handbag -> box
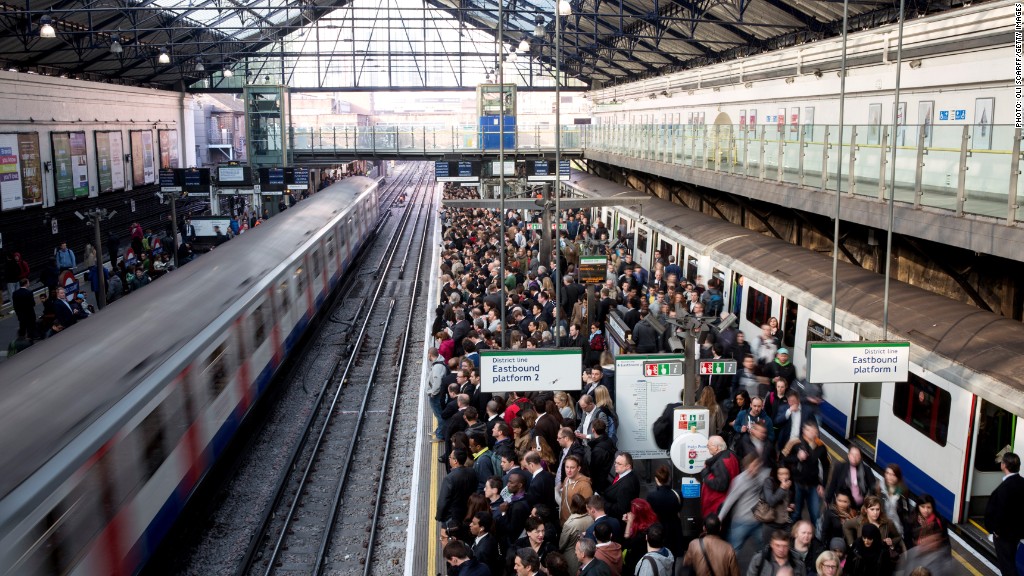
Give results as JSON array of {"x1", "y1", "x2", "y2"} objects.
[{"x1": 752, "y1": 499, "x2": 776, "y2": 523}]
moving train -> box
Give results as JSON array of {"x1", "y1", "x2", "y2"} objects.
[
  {"x1": 0, "y1": 177, "x2": 380, "y2": 574},
  {"x1": 569, "y1": 171, "x2": 1023, "y2": 535}
]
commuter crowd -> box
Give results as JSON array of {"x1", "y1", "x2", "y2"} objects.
[{"x1": 429, "y1": 185, "x2": 1024, "y2": 576}]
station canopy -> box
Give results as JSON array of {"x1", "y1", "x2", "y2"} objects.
[{"x1": 0, "y1": 0, "x2": 967, "y2": 91}]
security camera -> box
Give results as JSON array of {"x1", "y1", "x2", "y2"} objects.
[
  {"x1": 716, "y1": 313, "x2": 737, "y2": 331},
  {"x1": 74, "y1": 211, "x2": 85, "y2": 221}
]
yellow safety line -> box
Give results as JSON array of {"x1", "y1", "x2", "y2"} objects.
[
  {"x1": 855, "y1": 435, "x2": 876, "y2": 450},
  {"x1": 969, "y1": 519, "x2": 990, "y2": 535},
  {"x1": 427, "y1": 438, "x2": 440, "y2": 574},
  {"x1": 952, "y1": 549, "x2": 985, "y2": 576},
  {"x1": 825, "y1": 443, "x2": 844, "y2": 463}
]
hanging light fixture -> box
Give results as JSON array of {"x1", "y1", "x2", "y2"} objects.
[
  {"x1": 558, "y1": 0, "x2": 572, "y2": 15},
  {"x1": 109, "y1": 40, "x2": 122, "y2": 54},
  {"x1": 39, "y1": 15, "x2": 56, "y2": 38},
  {"x1": 223, "y1": 68, "x2": 234, "y2": 78},
  {"x1": 195, "y1": 60, "x2": 205, "y2": 72},
  {"x1": 518, "y1": 38, "x2": 530, "y2": 52},
  {"x1": 157, "y1": 50, "x2": 170, "y2": 64},
  {"x1": 534, "y1": 16, "x2": 546, "y2": 37},
  {"x1": 507, "y1": 49, "x2": 517, "y2": 63}
]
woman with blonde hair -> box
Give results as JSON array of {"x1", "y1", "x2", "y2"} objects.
[
  {"x1": 554, "y1": 391, "x2": 576, "y2": 421},
  {"x1": 815, "y1": 550, "x2": 842, "y2": 576},
  {"x1": 697, "y1": 385, "x2": 725, "y2": 436},
  {"x1": 592, "y1": 385, "x2": 618, "y2": 442}
]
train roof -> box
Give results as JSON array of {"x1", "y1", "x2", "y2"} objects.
[
  {"x1": 0, "y1": 177, "x2": 377, "y2": 502},
  {"x1": 568, "y1": 172, "x2": 1024, "y2": 416}
]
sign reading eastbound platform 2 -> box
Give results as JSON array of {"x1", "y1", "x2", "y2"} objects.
[
  {"x1": 809, "y1": 341, "x2": 910, "y2": 383},
  {"x1": 480, "y1": 349, "x2": 582, "y2": 393}
]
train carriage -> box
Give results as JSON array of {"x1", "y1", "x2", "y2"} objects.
[{"x1": 0, "y1": 177, "x2": 379, "y2": 575}]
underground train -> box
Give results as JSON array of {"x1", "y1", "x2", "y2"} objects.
[
  {"x1": 0, "y1": 177, "x2": 379, "y2": 574},
  {"x1": 569, "y1": 171, "x2": 1023, "y2": 536}
]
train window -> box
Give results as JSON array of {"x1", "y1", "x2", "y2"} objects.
[
  {"x1": 659, "y1": 240, "x2": 673, "y2": 261},
  {"x1": 139, "y1": 408, "x2": 166, "y2": 481},
  {"x1": 278, "y1": 280, "x2": 290, "y2": 315},
  {"x1": 745, "y1": 286, "x2": 774, "y2": 328},
  {"x1": 204, "y1": 343, "x2": 230, "y2": 398},
  {"x1": 294, "y1": 266, "x2": 306, "y2": 300},
  {"x1": 636, "y1": 228, "x2": 649, "y2": 253},
  {"x1": 892, "y1": 374, "x2": 951, "y2": 447},
  {"x1": 252, "y1": 302, "x2": 268, "y2": 345},
  {"x1": 326, "y1": 235, "x2": 336, "y2": 259},
  {"x1": 311, "y1": 249, "x2": 322, "y2": 277},
  {"x1": 806, "y1": 319, "x2": 843, "y2": 342},
  {"x1": 687, "y1": 255, "x2": 699, "y2": 283},
  {"x1": 974, "y1": 400, "x2": 1015, "y2": 472}
]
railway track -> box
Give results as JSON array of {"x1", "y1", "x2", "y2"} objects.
[{"x1": 236, "y1": 167, "x2": 433, "y2": 575}]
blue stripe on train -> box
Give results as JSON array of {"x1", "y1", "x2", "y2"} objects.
[
  {"x1": 820, "y1": 401, "x2": 847, "y2": 435},
  {"x1": 876, "y1": 440, "x2": 956, "y2": 520}
]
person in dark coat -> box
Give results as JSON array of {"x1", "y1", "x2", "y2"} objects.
[
  {"x1": 524, "y1": 450, "x2": 558, "y2": 513},
  {"x1": 497, "y1": 472, "x2": 532, "y2": 552},
  {"x1": 632, "y1": 310, "x2": 660, "y2": 353},
  {"x1": 646, "y1": 465, "x2": 684, "y2": 556},
  {"x1": 443, "y1": 540, "x2": 492, "y2": 576},
  {"x1": 826, "y1": 445, "x2": 879, "y2": 510},
  {"x1": 603, "y1": 451, "x2": 641, "y2": 520},
  {"x1": 985, "y1": 452, "x2": 1024, "y2": 576},
  {"x1": 39, "y1": 259, "x2": 59, "y2": 291},
  {"x1": 436, "y1": 449, "x2": 478, "y2": 524},
  {"x1": 588, "y1": 420, "x2": 617, "y2": 494},
  {"x1": 844, "y1": 523, "x2": 895, "y2": 576},
  {"x1": 12, "y1": 279, "x2": 37, "y2": 338},
  {"x1": 470, "y1": 511, "x2": 502, "y2": 576}
]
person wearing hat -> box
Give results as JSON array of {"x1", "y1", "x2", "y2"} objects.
[
  {"x1": 765, "y1": 347, "x2": 797, "y2": 386},
  {"x1": 845, "y1": 522, "x2": 896, "y2": 576}
]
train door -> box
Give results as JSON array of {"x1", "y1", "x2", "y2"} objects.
[
  {"x1": 737, "y1": 278, "x2": 782, "y2": 342},
  {"x1": 852, "y1": 382, "x2": 882, "y2": 457},
  {"x1": 965, "y1": 401, "x2": 1017, "y2": 527},
  {"x1": 710, "y1": 265, "x2": 731, "y2": 315},
  {"x1": 798, "y1": 313, "x2": 857, "y2": 437},
  {"x1": 729, "y1": 273, "x2": 744, "y2": 316},
  {"x1": 634, "y1": 223, "x2": 652, "y2": 271}
]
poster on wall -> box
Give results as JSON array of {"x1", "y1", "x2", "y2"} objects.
[
  {"x1": 918, "y1": 101, "x2": 934, "y2": 147},
  {"x1": 141, "y1": 130, "x2": 156, "y2": 184},
  {"x1": 739, "y1": 109, "x2": 746, "y2": 130},
  {"x1": 159, "y1": 129, "x2": 180, "y2": 169},
  {"x1": 868, "y1": 103, "x2": 882, "y2": 145},
  {"x1": 698, "y1": 112, "x2": 705, "y2": 125},
  {"x1": 895, "y1": 102, "x2": 907, "y2": 146},
  {"x1": 95, "y1": 131, "x2": 126, "y2": 193},
  {"x1": 790, "y1": 107, "x2": 800, "y2": 135},
  {"x1": 974, "y1": 97, "x2": 995, "y2": 150},
  {"x1": 687, "y1": 112, "x2": 694, "y2": 125},
  {"x1": 748, "y1": 109, "x2": 757, "y2": 133},
  {"x1": 777, "y1": 107, "x2": 785, "y2": 133},
  {"x1": 803, "y1": 107, "x2": 815, "y2": 140},
  {"x1": 0, "y1": 133, "x2": 43, "y2": 211},
  {"x1": 52, "y1": 131, "x2": 89, "y2": 200},
  {"x1": 130, "y1": 131, "x2": 145, "y2": 187}
]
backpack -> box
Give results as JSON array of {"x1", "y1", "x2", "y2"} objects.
[
  {"x1": 653, "y1": 402, "x2": 682, "y2": 450},
  {"x1": 590, "y1": 334, "x2": 606, "y2": 352},
  {"x1": 706, "y1": 292, "x2": 724, "y2": 317}
]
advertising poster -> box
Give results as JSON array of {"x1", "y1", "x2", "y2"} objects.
[
  {"x1": 96, "y1": 132, "x2": 113, "y2": 193},
  {"x1": 131, "y1": 130, "x2": 145, "y2": 187},
  {"x1": 52, "y1": 132, "x2": 75, "y2": 200},
  {"x1": 109, "y1": 131, "x2": 125, "y2": 191},
  {"x1": 69, "y1": 131, "x2": 89, "y2": 197},
  {"x1": 0, "y1": 133, "x2": 43, "y2": 210},
  {"x1": 141, "y1": 130, "x2": 156, "y2": 184},
  {"x1": 748, "y1": 109, "x2": 757, "y2": 133},
  {"x1": 159, "y1": 129, "x2": 180, "y2": 169}
]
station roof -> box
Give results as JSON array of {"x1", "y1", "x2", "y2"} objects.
[{"x1": 0, "y1": 0, "x2": 975, "y2": 91}]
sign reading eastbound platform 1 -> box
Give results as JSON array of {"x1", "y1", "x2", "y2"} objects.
[
  {"x1": 809, "y1": 341, "x2": 910, "y2": 383},
  {"x1": 480, "y1": 349, "x2": 582, "y2": 393}
]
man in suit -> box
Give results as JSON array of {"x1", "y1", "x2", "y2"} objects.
[
  {"x1": 443, "y1": 539, "x2": 491, "y2": 576},
  {"x1": 451, "y1": 309, "x2": 472, "y2": 354},
  {"x1": 12, "y1": 278, "x2": 36, "y2": 338},
  {"x1": 533, "y1": 401, "x2": 560, "y2": 455},
  {"x1": 576, "y1": 537, "x2": 613, "y2": 576},
  {"x1": 524, "y1": 450, "x2": 557, "y2": 513},
  {"x1": 585, "y1": 494, "x2": 624, "y2": 542},
  {"x1": 603, "y1": 451, "x2": 641, "y2": 520},
  {"x1": 513, "y1": 547, "x2": 543, "y2": 576},
  {"x1": 52, "y1": 287, "x2": 81, "y2": 328},
  {"x1": 985, "y1": 452, "x2": 1024, "y2": 576},
  {"x1": 775, "y1": 390, "x2": 815, "y2": 452},
  {"x1": 436, "y1": 448, "x2": 478, "y2": 524},
  {"x1": 470, "y1": 511, "x2": 502, "y2": 576}
]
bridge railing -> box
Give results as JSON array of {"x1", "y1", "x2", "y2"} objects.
[
  {"x1": 582, "y1": 123, "x2": 1023, "y2": 224},
  {"x1": 289, "y1": 124, "x2": 585, "y2": 155}
]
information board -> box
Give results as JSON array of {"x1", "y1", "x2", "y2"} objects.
[
  {"x1": 578, "y1": 255, "x2": 607, "y2": 284},
  {"x1": 183, "y1": 168, "x2": 211, "y2": 192},
  {"x1": 670, "y1": 431, "x2": 710, "y2": 474},
  {"x1": 435, "y1": 161, "x2": 480, "y2": 183},
  {"x1": 190, "y1": 217, "x2": 232, "y2": 237},
  {"x1": 287, "y1": 167, "x2": 309, "y2": 190},
  {"x1": 159, "y1": 169, "x2": 182, "y2": 192},
  {"x1": 614, "y1": 354, "x2": 685, "y2": 459},
  {"x1": 526, "y1": 160, "x2": 571, "y2": 182},
  {"x1": 809, "y1": 341, "x2": 909, "y2": 383},
  {"x1": 480, "y1": 349, "x2": 582, "y2": 393}
]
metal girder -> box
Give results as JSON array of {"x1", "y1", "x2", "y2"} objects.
[{"x1": 442, "y1": 196, "x2": 649, "y2": 209}]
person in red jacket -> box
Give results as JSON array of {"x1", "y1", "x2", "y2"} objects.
[{"x1": 700, "y1": 435, "x2": 739, "y2": 519}]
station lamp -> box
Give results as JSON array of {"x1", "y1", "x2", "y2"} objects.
[
  {"x1": 39, "y1": 15, "x2": 56, "y2": 38},
  {"x1": 158, "y1": 50, "x2": 170, "y2": 64},
  {"x1": 110, "y1": 40, "x2": 123, "y2": 54},
  {"x1": 223, "y1": 68, "x2": 234, "y2": 78}
]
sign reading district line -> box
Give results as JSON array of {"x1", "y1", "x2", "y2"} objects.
[
  {"x1": 809, "y1": 341, "x2": 910, "y2": 383},
  {"x1": 480, "y1": 349, "x2": 582, "y2": 393}
]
